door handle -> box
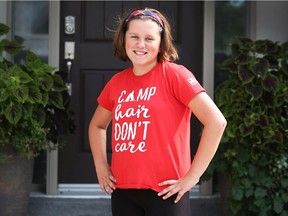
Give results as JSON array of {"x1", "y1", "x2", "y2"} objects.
[
  {"x1": 64, "y1": 41, "x2": 75, "y2": 96},
  {"x1": 66, "y1": 61, "x2": 72, "y2": 96}
]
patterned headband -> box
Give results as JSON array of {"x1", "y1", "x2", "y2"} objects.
[{"x1": 124, "y1": 10, "x2": 164, "y2": 29}]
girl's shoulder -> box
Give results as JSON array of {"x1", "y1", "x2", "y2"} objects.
[
  {"x1": 160, "y1": 61, "x2": 189, "y2": 78},
  {"x1": 109, "y1": 67, "x2": 131, "y2": 82},
  {"x1": 162, "y1": 61, "x2": 185, "y2": 71}
]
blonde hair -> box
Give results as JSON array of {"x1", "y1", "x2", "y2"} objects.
[{"x1": 113, "y1": 8, "x2": 179, "y2": 62}]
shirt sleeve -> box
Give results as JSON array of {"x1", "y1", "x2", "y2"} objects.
[{"x1": 171, "y1": 66, "x2": 206, "y2": 106}]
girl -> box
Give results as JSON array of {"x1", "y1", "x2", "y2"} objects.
[{"x1": 89, "y1": 8, "x2": 227, "y2": 216}]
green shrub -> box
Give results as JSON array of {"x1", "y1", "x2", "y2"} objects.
[{"x1": 203, "y1": 37, "x2": 288, "y2": 216}]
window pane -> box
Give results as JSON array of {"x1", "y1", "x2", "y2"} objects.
[
  {"x1": 12, "y1": 1, "x2": 49, "y2": 186},
  {"x1": 214, "y1": 0, "x2": 248, "y2": 87},
  {"x1": 12, "y1": 1, "x2": 49, "y2": 63}
]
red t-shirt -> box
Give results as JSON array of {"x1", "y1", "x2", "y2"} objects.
[{"x1": 97, "y1": 61, "x2": 205, "y2": 192}]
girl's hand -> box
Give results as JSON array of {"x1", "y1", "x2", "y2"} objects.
[
  {"x1": 158, "y1": 176, "x2": 199, "y2": 203},
  {"x1": 96, "y1": 163, "x2": 116, "y2": 195}
]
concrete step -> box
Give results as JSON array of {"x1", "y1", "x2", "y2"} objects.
[{"x1": 27, "y1": 185, "x2": 223, "y2": 216}]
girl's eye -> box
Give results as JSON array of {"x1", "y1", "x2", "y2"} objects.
[{"x1": 146, "y1": 38, "x2": 153, "y2": 41}]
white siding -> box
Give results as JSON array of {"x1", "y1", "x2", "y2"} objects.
[
  {"x1": 255, "y1": 1, "x2": 288, "y2": 43},
  {"x1": 0, "y1": 1, "x2": 7, "y2": 24}
]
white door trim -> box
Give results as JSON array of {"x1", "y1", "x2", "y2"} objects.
[
  {"x1": 200, "y1": 1, "x2": 215, "y2": 196},
  {"x1": 203, "y1": 1, "x2": 215, "y2": 97},
  {"x1": 47, "y1": 0, "x2": 60, "y2": 195}
]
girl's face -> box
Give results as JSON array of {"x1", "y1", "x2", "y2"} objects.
[{"x1": 125, "y1": 19, "x2": 161, "y2": 75}]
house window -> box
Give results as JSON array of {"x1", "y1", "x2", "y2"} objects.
[
  {"x1": 12, "y1": 1, "x2": 49, "y2": 63},
  {"x1": 214, "y1": 0, "x2": 248, "y2": 87},
  {"x1": 12, "y1": 1, "x2": 49, "y2": 187}
]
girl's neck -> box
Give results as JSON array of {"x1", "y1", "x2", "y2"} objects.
[{"x1": 132, "y1": 62, "x2": 158, "y2": 76}]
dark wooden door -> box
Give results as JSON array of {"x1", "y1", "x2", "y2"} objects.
[{"x1": 59, "y1": 1, "x2": 204, "y2": 183}]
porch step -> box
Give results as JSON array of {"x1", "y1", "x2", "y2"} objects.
[
  {"x1": 28, "y1": 196, "x2": 222, "y2": 216},
  {"x1": 28, "y1": 192, "x2": 222, "y2": 216}
]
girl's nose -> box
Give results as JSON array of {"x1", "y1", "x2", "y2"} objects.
[{"x1": 136, "y1": 39, "x2": 145, "y2": 48}]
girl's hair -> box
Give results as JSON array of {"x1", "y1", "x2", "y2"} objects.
[{"x1": 113, "y1": 8, "x2": 179, "y2": 62}]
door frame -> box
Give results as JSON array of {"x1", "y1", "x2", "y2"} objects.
[{"x1": 47, "y1": 1, "x2": 216, "y2": 195}]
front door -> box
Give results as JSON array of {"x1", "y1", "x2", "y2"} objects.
[{"x1": 59, "y1": 1, "x2": 204, "y2": 183}]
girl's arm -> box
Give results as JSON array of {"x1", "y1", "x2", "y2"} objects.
[
  {"x1": 158, "y1": 92, "x2": 227, "y2": 203},
  {"x1": 88, "y1": 105, "x2": 116, "y2": 194}
]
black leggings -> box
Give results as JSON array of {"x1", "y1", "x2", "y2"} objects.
[{"x1": 111, "y1": 189, "x2": 191, "y2": 216}]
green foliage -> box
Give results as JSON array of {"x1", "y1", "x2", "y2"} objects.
[
  {"x1": 0, "y1": 23, "x2": 74, "y2": 159},
  {"x1": 203, "y1": 37, "x2": 288, "y2": 215}
]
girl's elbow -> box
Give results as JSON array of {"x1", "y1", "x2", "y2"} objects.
[{"x1": 219, "y1": 116, "x2": 227, "y2": 130}]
